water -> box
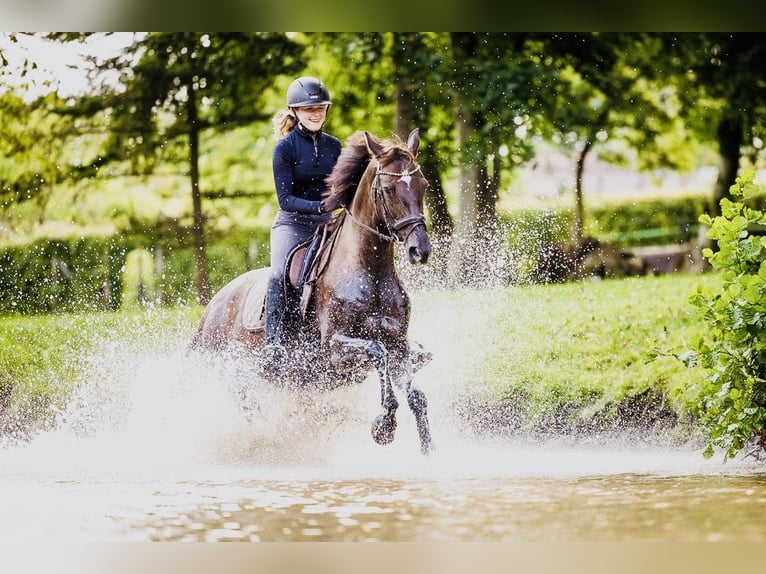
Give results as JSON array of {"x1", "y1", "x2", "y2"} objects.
[{"x1": 2, "y1": 299, "x2": 766, "y2": 543}]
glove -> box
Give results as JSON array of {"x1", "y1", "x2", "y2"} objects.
[{"x1": 319, "y1": 193, "x2": 344, "y2": 213}]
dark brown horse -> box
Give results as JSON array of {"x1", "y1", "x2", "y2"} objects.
[{"x1": 192, "y1": 129, "x2": 434, "y2": 454}]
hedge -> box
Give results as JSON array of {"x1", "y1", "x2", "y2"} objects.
[
  {"x1": 0, "y1": 194, "x2": 709, "y2": 315},
  {"x1": 0, "y1": 227, "x2": 270, "y2": 314}
]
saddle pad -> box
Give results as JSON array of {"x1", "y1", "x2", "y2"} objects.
[{"x1": 241, "y1": 274, "x2": 268, "y2": 331}]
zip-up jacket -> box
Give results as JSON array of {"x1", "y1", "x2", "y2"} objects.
[{"x1": 272, "y1": 124, "x2": 342, "y2": 214}]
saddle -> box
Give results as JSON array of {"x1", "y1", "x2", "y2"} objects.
[
  {"x1": 286, "y1": 214, "x2": 342, "y2": 318},
  {"x1": 242, "y1": 216, "x2": 342, "y2": 331}
]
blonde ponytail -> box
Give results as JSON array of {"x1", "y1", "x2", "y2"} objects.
[{"x1": 272, "y1": 109, "x2": 297, "y2": 139}]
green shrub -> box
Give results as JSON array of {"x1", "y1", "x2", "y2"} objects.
[
  {"x1": 587, "y1": 195, "x2": 711, "y2": 246},
  {"x1": 0, "y1": 237, "x2": 129, "y2": 314},
  {"x1": 0, "y1": 194, "x2": 711, "y2": 314},
  {"x1": 0, "y1": 227, "x2": 271, "y2": 314},
  {"x1": 684, "y1": 170, "x2": 766, "y2": 460}
]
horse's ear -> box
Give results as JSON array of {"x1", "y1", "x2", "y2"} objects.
[
  {"x1": 407, "y1": 128, "x2": 420, "y2": 157},
  {"x1": 363, "y1": 131, "x2": 384, "y2": 159}
]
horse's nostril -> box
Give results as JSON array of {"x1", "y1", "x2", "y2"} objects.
[{"x1": 410, "y1": 245, "x2": 430, "y2": 264}]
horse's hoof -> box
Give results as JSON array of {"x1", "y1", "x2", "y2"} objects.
[
  {"x1": 420, "y1": 438, "x2": 433, "y2": 455},
  {"x1": 371, "y1": 414, "x2": 397, "y2": 445}
]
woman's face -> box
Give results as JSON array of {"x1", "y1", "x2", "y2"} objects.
[{"x1": 294, "y1": 105, "x2": 328, "y2": 132}]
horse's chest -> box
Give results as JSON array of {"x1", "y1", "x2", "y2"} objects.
[{"x1": 326, "y1": 274, "x2": 408, "y2": 333}]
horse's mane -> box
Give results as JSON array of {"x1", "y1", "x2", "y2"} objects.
[{"x1": 324, "y1": 131, "x2": 413, "y2": 204}]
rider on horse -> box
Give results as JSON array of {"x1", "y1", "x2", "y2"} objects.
[{"x1": 262, "y1": 76, "x2": 345, "y2": 369}]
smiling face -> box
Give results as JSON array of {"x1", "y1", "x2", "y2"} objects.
[{"x1": 293, "y1": 105, "x2": 328, "y2": 132}]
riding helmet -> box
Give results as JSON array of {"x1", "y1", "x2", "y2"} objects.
[{"x1": 286, "y1": 76, "x2": 332, "y2": 108}]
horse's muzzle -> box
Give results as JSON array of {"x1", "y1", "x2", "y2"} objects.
[
  {"x1": 406, "y1": 230, "x2": 431, "y2": 264},
  {"x1": 408, "y1": 246, "x2": 430, "y2": 264}
]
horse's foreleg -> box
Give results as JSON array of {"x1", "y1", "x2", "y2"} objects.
[
  {"x1": 392, "y1": 363, "x2": 433, "y2": 455},
  {"x1": 329, "y1": 333, "x2": 398, "y2": 445}
]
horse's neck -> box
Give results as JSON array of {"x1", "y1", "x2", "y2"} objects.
[
  {"x1": 334, "y1": 196, "x2": 396, "y2": 276},
  {"x1": 343, "y1": 217, "x2": 395, "y2": 273}
]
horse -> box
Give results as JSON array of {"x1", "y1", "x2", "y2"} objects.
[{"x1": 191, "y1": 128, "x2": 434, "y2": 455}]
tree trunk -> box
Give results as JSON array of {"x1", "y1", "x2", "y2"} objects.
[
  {"x1": 477, "y1": 154, "x2": 498, "y2": 228},
  {"x1": 451, "y1": 33, "x2": 481, "y2": 240},
  {"x1": 422, "y1": 153, "x2": 453, "y2": 239},
  {"x1": 452, "y1": 98, "x2": 485, "y2": 285},
  {"x1": 186, "y1": 36, "x2": 211, "y2": 304},
  {"x1": 573, "y1": 139, "x2": 592, "y2": 244},
  {"x1": 455, "y1": 103, "x2": 481, "y2": 237},
  {"x1": 392, "y1": 33, "x2": 453, "y2": 241},
  {"x1": 394, "y1": 80, "x2": 413, "y2": 142},
  {"x1": 712, "y1": 113, "x2": 743, "y2": 215},
  {"x1": 450, "y1": 32, "x2": 495, "y2": 286}
]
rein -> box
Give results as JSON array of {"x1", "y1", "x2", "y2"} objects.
[{"x1": 344, "y1": 161, "x2": 426, "y2": 243}]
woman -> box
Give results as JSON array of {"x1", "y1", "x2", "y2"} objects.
[{"x1": 263, "y1": 76, "x2": 344, "y2": 365}]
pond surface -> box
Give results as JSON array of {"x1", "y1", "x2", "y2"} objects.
[
  {"x1": 2, "y1": 410, "x2": 765, "y2": 542},
  {"x1": 2, "y1": 307, "x2": 765, "y2": 544}
]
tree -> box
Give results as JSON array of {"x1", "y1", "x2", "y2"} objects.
[
  {"x1": 535, "y1": 33, "x2": 692, "y2": 243},
  {"x1": 312, "y1": 32, "x2": 455, "y2": 240},
  {"x1": 672, "y1": 34, "x2": 766, "y2": 213},
  {"x1": 49, "y1": 32, "x2": 304, "y2": 302},
  {"x1": 390, "y1": 32, "x2": 454, "y2": 241},
  {"x1": 1, "y1": 34, "x2": 72, "y2": 225},
  {"x1": 0, "y1": 90, "x2": 88, "y2": 232},
  {"x1": 447, "y1": 33, "x2": 545, "y2": 284}
]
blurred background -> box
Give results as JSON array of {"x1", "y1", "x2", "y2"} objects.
[{"x1": 0, "y1": 32, "x2": 763, "y2": 312}]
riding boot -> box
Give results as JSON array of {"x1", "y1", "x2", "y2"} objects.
[{"x1": 261, "y1": 275, "x2": 287, "y2": 371}]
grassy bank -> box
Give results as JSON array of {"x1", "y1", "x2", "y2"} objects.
[
  {"x1": 411, "y1": 272, "x2": 713, "y2": 443},
  {"x1": 0, "y1": 305, "x2": 201, "y2": 438},
  {"x1": 1, "y1": 273, "x2": 714, "y2": 443}
]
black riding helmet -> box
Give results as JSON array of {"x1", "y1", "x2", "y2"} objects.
[{"x1": 286, "y1": 76, "x2": 332, "y2": 108}]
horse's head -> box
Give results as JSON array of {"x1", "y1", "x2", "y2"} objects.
[{"x1": 362, "y1": 129, "x2": 432, "y2": 265}]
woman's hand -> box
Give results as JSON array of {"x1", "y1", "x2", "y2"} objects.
[{"x1": 320, "y1": 193, "x2": 344, "y2": 213}]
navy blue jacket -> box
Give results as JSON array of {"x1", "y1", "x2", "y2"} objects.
[{"x1": 271, "y1": 125, "x2": 342, "y2": 214}]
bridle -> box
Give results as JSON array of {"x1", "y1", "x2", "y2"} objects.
[{"x1": 343, "y1": 160, "x2": 427, "y2": 243}]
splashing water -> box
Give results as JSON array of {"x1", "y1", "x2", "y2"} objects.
[{"x1": 1, "y1": 292, "x2": 764, "y2": 542}]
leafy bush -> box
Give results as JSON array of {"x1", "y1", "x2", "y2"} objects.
[
  {"x1": 0, "y1": 193, "x2": 710, "y2": 314},
  {"x1": 0, "y1": 237, "x2": 129, "y2": 314},
  {"x1": 587, "y1": 195, "x2": 710, "y2": 246},
  {"x1": 684, "y1": 170, "x2": 766, "y2": 460},
  {"x1": 0, "y1": 226, "x2": 272, "y2": 314}
]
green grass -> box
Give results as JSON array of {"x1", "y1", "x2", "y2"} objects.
[
  {"x1": 1, "y1": 273, "x2": 715, "y2": 440},
  {"x1": 411, "y1": 272, "x2": 714, "y2": 438},
  {"x1": 0, "y1": 306, "x2": 201, "y2": 421}
]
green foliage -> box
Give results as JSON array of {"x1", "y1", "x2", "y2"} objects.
[
  {"x1": 586, "y1": 194, "x2": 711, "y2": 246},
  {"x1": 0, "y1": 192, "x2": 706, "y2": 314},
  {"x1": 541, "y1": 33, "x2": 691, "y2": 169},
  {"x1": 500, "y1": 194, "x2": 710, "y2": 282},
  {"x1": 0, "y1": 237, "x2": 128, "y2": 314},
  {"x1": 0, "y1": 226, "x2": 270, "y2": 314},
  {"x1": 685, "y1": 170, "x2": 766, "y2": 460},
  {"x1": 0, "y1": 92, "x2": 78, "y2": 209}
]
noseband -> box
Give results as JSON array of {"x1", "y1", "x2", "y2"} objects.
[{"x1": 344, "y1": 161, "x2": 427, "y2": 243}]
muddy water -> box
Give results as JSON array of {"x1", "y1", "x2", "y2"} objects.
[
  {"x1": 2, "y1": 296, "x2": 766, "y2": 542},
  {"x1": 2, "y1": 425, "x2": 766, "y2": 542}
]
